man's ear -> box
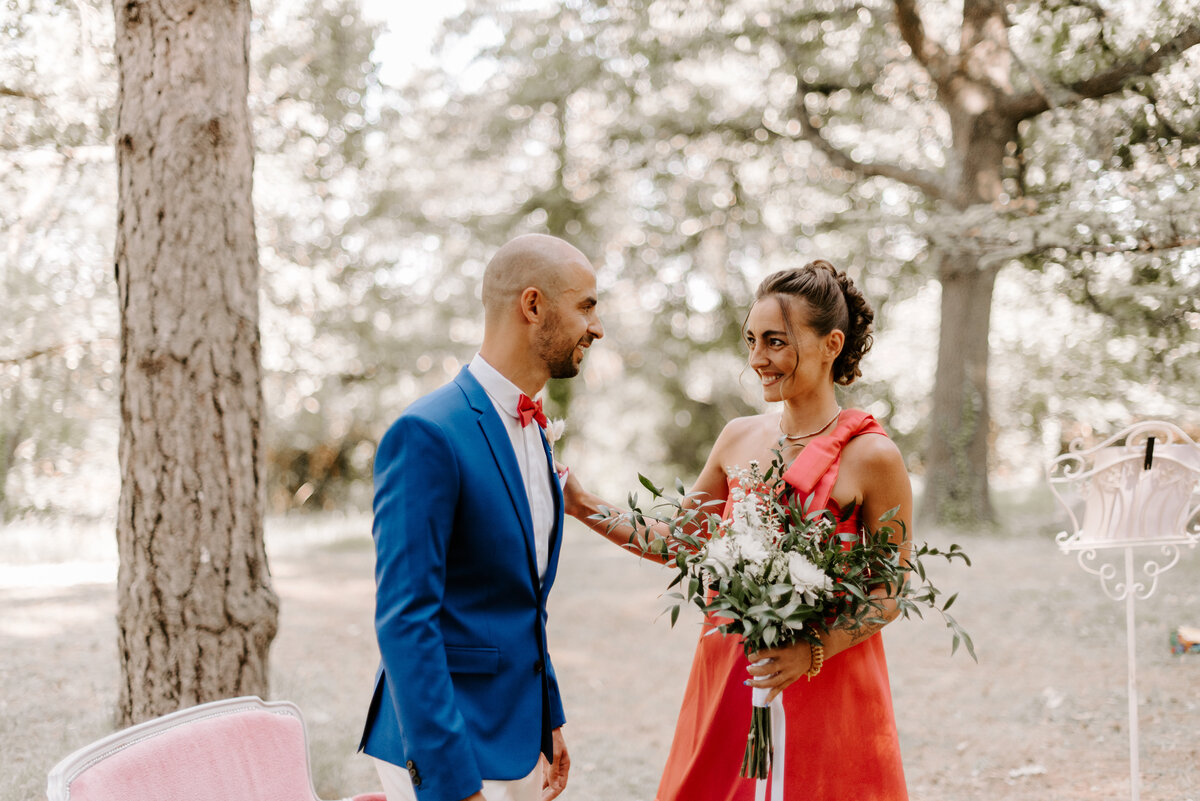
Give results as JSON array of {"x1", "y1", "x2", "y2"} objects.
[{"x1": 519, "y1": 286, "x2": 543, "y2": 324}]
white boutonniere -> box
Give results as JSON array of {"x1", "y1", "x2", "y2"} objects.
[{"x1": 545, "y1": 418, "x2": 566, "y2": 446}]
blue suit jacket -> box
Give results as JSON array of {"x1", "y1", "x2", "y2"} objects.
[{"x1": 359, "y1": 368, "x2": 566, "y2": 801}]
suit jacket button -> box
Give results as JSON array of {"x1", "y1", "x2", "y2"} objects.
[
  {"x1": 534, "y1": 660, "x2": 544, "y2": 674},
  {"x1": 406, "y1": 760, "x2": 421, "y2": 787}
]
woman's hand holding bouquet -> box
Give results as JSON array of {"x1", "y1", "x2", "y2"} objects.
[{"x1": 595, "y1": 448, "x2": 974, "y2": 781}]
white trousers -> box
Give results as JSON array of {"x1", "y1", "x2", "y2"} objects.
[{"x1": 372, "y1": 756, "x2": 544, "y2": 801}]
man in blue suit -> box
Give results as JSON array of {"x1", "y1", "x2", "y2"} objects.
[{"x1": 360, "y1": 234, "x2": 604, "y2": 801}]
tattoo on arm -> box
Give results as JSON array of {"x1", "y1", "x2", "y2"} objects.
[{"x1": 848, "y1": 620, "x2": 885, "y2": 646}]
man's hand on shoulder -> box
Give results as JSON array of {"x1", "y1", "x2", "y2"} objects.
[{"x1": 541, "y1": 728, "x2": 570, "y2": 800}]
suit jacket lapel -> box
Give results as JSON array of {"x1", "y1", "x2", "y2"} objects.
[
  {"x1": 454, "y1": 369, "x2": 541, "y2": 581},
  {"x1": 539, "y1": 429, "x2": 564, "y2": 599}
]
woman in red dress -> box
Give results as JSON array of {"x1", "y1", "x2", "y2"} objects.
[{"x1": 563, "y1": 260, "x2": 912, "y2": 800}]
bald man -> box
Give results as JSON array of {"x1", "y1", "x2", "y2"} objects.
[{"x1": 359, "y1": 235, "x2": 604, "y2": 801}]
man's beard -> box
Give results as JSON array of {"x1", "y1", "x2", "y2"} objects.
[
  {"x1": 547, "y1": 347, "x2": 581, "y2": 379},
  {"x1": 537, "y1": 311, "x2": 587, "y2": 379}
]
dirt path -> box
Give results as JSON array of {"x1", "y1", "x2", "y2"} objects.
[{"x1": 3, "y1": 524, "x2": 1198, "y2": 800}]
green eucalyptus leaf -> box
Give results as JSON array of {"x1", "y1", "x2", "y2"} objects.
[{"x1": 639, "y1": 474, "x2": 664, "y2": 496}]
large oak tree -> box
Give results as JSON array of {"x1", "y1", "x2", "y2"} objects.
[
  {"x1": 881, "y1": 0, "x2": 1199, "y2": 525},
  {"x1": 398, "y1": 0, "x2": 1200, "y2": 527}
]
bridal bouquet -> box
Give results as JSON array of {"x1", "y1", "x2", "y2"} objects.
[{"x1": 604, "y1": 450, "x2": 974, "y2": 782}]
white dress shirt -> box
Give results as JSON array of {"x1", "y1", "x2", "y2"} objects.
[{"x1": 467, "y1": 353, "x2": 556, "y2": 583}]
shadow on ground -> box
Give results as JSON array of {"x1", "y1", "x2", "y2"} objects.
[{"x1": 3, "y1": 521, "x2": 1198, "y2": 801}]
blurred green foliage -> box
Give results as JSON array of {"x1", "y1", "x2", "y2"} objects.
[{"x1": 1, "y1": 0, "x2": 1197, "y2": 521}]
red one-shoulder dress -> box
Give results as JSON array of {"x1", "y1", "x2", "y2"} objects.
[{"x1": 656, "y1": 410, "x2": 908, "y2": 801}]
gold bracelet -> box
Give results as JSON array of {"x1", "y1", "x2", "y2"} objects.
[{"x1": 806, "y1": 641, "x2": 824, "y2": 680}]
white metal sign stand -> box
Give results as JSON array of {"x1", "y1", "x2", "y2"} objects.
[{"x1": 1046, "y1": 421, "x2": 1200, "y2": 801}]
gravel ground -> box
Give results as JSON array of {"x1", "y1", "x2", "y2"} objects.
[{"x1": 3, "y1": 519, "x2": 1198, "y2": 801}]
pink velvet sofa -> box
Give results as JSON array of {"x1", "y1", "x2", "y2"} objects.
[{"x1": 46, "y1": 696, "x2": 386, "y2": 801}]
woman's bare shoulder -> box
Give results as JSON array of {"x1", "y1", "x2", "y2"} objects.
[
  {"x1": 843, "y1": 431, "x2": 905, "y2": 472},
  {"x1": 707, "y1": 414, "x2": 771, "y2": 465},
  {"x1": 720, "y1": 413, "x2": 771, "y2": 438}
]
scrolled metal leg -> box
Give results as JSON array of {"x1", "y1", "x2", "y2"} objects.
[{"x1": 1124, "y1": 548, "x2": 1140, "y2": 801}]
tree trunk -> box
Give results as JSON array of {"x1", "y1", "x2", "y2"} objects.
[
  {"x1": 918, "y1": 0, "x2": 1014, "y2": 530},
  {"x1": 921, "y1": 254, "x2": 998, "y2": 527},
  {"x1": 113, "y1": 0, "x2": 278, "y2": 726},
  {"x1": 0, "y1": 414, "x2": 21, "y2": 519},
  {"x1": 920, "y1": 111, "x2": 1011, "y2": 529}
]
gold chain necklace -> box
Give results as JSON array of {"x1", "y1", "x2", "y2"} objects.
[{"x1": 779, "y1": 407, "x2": 842, "y2": 441}]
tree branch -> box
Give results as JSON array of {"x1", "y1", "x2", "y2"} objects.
[
  {"x1": 1001, "y1": 22, "x2": 1200, "y2": 120},
  {"x1": 946, "y1": 232, "x2": 1200, "y2": 273},
  {"x1": 1027, "y1": 236, "x2": 1200, "y2": 258},
  {"x1": 1041, "y1": 0, "x2": 1108, "y2": 22},
  {"x1": 1141, "y1": 85, "x2": 1200, "y2": 148},
  {"x1": 0, "y1": 143, "x2": 112, "y2": 163},
  {"x1": 1006, "y1": 45, "x2": 1074, "y2": 111},
  {"x1": 963, "y1": 227, "x2": 1199, "y2": 270},
  {"x1": 791, "y1": 89, "x2": 947, "y2": 201},
  {"x1": 892, "y1": 0, "x2": 957, "y2": 89},
  {"x1": 0, "y1": 85, "x2": 42, "y2": 102},
  {"x1": 769, "y1": 4, "x2": 884, "y2": 30},
  {"x1": 0, "y1": 338, "x2": 116, "y2": 367},
  {"x1": 1041, "y1": 0, "x2": 1115, "y2": 52}
]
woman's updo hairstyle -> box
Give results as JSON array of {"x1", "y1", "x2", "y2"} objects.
[{"x1": 753, "y1": 259, "x2": 874, "y2": 386}]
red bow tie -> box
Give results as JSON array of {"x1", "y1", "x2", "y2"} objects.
[{"x1": 517, "y1": 394, "x2": 548, "y2": 429}]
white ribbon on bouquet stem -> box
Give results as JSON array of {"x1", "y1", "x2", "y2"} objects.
[{"x1": 751, "y1": 685, "x2": 786, "y2": 801}]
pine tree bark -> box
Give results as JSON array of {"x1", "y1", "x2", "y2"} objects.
[{"x1": 113, "y1": 0, "x2": 278, "y2": 726}]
